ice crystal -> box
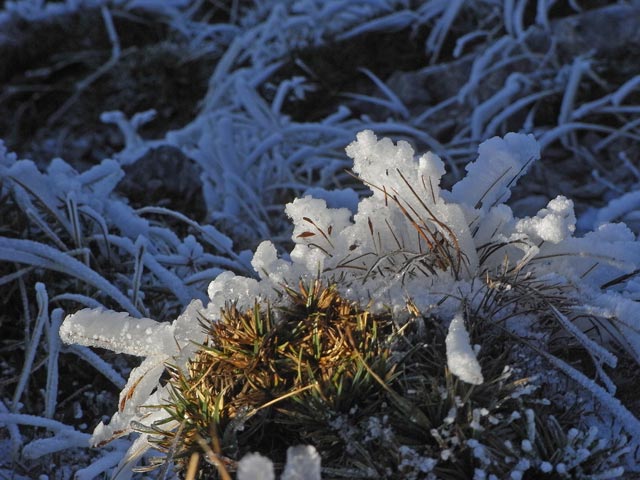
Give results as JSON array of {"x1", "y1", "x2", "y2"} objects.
[{"x1": 445, "y1": 312, "x2": 484, "y2": 385}]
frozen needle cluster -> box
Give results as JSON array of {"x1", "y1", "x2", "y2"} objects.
[{"x1": 61, "y1": 130, "x2": 640, "y2": 477}]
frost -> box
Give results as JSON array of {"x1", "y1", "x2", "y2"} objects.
[
  {"x1": 473, "y1": 469, "x2": 487, "y2": 480},
  {"x1": 60, "y1": 300, "x2": 206, "y2": 449},
  {"x1": 445, "y1": 312, "x2": 484, "y2": 385},
  {"x1": 285, "y1": 195, "x2": 353, "y2": 274},
  {"x1": 281, "y1": 445, "x2": 322, "y2": 480},
  {"x1": 303, "y1": 187, "x2": 359, "y2": 213},
  {"x1": 468, "y1": 439, "x2": 490, "y2": 465},
  {"x1": 251, "y1": 241, "x2": 293, "y2": 283},
  {"x1": 594, "y1": 190, "x2": 640, "y2": 229},
  {"x1": 237, "y1": 446, "x2": 321, "y2": 480},
  {"x1": 449, "y1": 132, "x2": 539, "y2": 212},
  {"x1": 515, "y1": 195, "x2": 576, "y2": 243},
  {"x1": 100, "y1": 109, "x2": 158, "y2": 165},
  {"x1": 206, "y1": 271, "x2": 265, "y2": 314},
  {"x1": 237, "y1": 452, "x2": 275, "y2": 480},
  {"x1": 398, "y1": 445, "x2": 436, "y2": 476},
  {"x1": 59, "y1": 309, "x2": 174, "y2": 357}
]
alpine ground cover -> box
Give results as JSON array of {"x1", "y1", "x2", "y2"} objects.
[{"x1": 1, "y1": 1, "x2": 640, "y2": 478}]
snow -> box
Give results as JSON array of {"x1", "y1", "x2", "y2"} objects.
[
  {"x1": 251, "y1": 241, "x2": 293, "y2": 284},
  {"x1": 285, "y1": 195, "x2": 352, "y2": 274},
  {"x1": 281, "y1": 445, "x2": 322, "y2": 480},
  {"x1": 74, "y1": 449, "x2": 128, "y2": 480},
  {"x1": 237, "y1": 453, "x2": 275, "y2": 480},
  {"x1": 59, "y1": 309, "x2": 173, "y2": 357},
  {"x1": 60, "y1": 300, "x2": 206, "y2": 451},
  {"x1": 448, "y1": 133, "x2": 539, "y2": 212},
  {"x1": 594, "y1": 190, "x2": 640, "y2": 228},
  {"x1": 236, "y1": 446, "x2": 321, "y2": 480},
  {"x1": 22, "y1": 430, "x2": 90, "y2": 460},
  {"x1": 206, "y1": 271, "x2": 264, "y2": 314},
  {"x1": 445, "y1": 312, "x2": 484, "y2": 385},
  {"x1": 303, "y1": 187, "x2": 360, "y2": 213},
  {"x1": 515, "y1": 195, "x2": 576, "y2": 244}
]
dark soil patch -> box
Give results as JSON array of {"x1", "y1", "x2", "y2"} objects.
[
  {"x1": 271, "y1": 27, "x2": 431, "y2": 123},
  {"x1": 0, "y1": 7, "x2": 217, "y2": 171}
]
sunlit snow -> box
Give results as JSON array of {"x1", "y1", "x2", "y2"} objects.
[{"x1": 445, "y1": 312, "x2": 484, "y2": 385}]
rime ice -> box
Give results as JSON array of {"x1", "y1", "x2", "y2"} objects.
[
  {"x1": 59, "y1": 309, "x2": 173, "y2": 357},
  {"x1": 449, "y1": 132, "x2": 539, "y2": 212},
  {"x1": 236, "y1": 446, "x2": 321, "y2": 480},
  {"x1": 445, "y1": 312, "x2": 484, "y2": 385}
]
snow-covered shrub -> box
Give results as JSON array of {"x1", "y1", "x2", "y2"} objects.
[
  {"x1": 60, "y1": 131, "x2": 640, "y2": 478},
  {"x1": 150, "y1": 280, "x2": 395, "y2": 477}
]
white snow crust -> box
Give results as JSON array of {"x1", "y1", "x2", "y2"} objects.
[
  {"x1": 236, "y1": 446, "x2": 321, "y2": 480},
  {"x1": 445, "y1": 312, "x2": 484, "y2": 385}
]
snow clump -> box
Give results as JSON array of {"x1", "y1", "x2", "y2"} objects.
[{"x1": 445, "y1": 312, "x2": 484, "y2": 385}]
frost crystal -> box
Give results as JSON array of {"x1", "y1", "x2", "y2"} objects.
[
  {"x1": 237, "y1": 452, "x2": 275, "y2": 480},
  {"x1": 515, "y1": 195, "x2": 576, "y2": 243},
  {"x1": 59, "y1": 309, "x2": 173, "y2": 356},
  {"x1": 236, "y1": 446, "x2": 321, "y2": 480},
  {"x1": 59, "y1": 301, "x2": 205, "y2": 450},
  {"x1": 445, "y1": 313, "x2": 484, "y2": 385},
  {"x1": 449, "y1": 132, "x2": 539, "y2": 211},
  {"x1": 281, "y1": 445, "x2": 322, "y2": 480}
]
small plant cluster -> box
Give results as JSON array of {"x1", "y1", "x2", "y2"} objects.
[
  {"x1": 145, "y1": 280, "x2": 628, "y2": 479},
  {"x1": 155, "y1": 280, "x2": 395, "y2": 477},
  {"x1": 60, "y1": 131, "x2": 640, "y2": 478}
]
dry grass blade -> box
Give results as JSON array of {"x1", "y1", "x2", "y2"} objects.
[
  {"x1": 184, "y1": 452, "x2": 200, "y2": 480},
  {"x1": 157, "y1": 419, "x2": 186, "y2": 480},
  {"x1": 194, "y1": 434, "x2": 233, "y2": 480}
]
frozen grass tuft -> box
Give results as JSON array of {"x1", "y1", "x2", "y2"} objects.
[{"x1": 58, "y1": 131, "x2": 640, "y2": 478}]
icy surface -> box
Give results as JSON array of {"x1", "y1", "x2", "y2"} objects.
[
  {"x1": 59, "y1": 309, "x2": 173, "y2": 357},
  {"x1": 445, "y1": 312, "x2": 484, "y2": 385}
]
